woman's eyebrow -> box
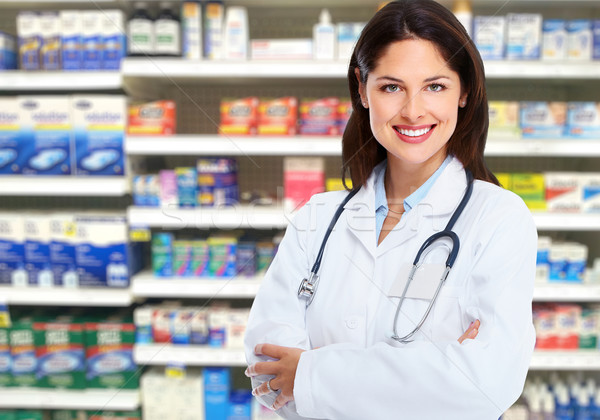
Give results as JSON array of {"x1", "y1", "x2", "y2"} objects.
[{"x1": 375, "y1": 75, "x2": 452, "y2": 83}]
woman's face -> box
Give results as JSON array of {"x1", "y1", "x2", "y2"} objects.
[{"x1": 357, "y1": 39, "x2": 467, "y2": 169}]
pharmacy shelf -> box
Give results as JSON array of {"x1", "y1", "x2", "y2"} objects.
[
  {"x1": 125, "y1": 135, "x2": 342, "y2": 156},
  {"x1": 532, "y1": 213, "x2": 600, "y2": 231},
  {"x1": 0, "y1": 176, "x2": 130, "y2": 196},
  {"x1": 134, "y1": 345, "x2": 246, "y2": 367},
  {"x1": 0, "y1": 286, "x2": 134, "y2": 306},
  {"x1": 529, "y1": 350, "x2": 600, "y2": 371},
  {"x1": 0, "y1": 71, "x2": 122, "y2": 91},
  {"x1": 533, "y1": 284, "x2": 600, "y2": 302},
  {"x1": 126, "y1": 135, "x2": 600, "y2": 158},
  {"x1": 127, "y1": 205, "x2": 291, "y2": 229},
  {"x1": 128, "y1": 206, "x2": 600, "y2": 231},
  {"x1": 131, "y1": 272, "x2": 262, "y2": 298},
  {"x1": 0, "y1": 388, "x2": 140, "y2": 410}
]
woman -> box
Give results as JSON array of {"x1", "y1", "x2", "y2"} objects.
[{"x1": 244, "y1": 1, "x2": 537, "y2": 419}]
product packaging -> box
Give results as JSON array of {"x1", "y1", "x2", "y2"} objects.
[
  {"x1": 152, "y1": 232, "x2": 173, "y2": 277},
  {"x1": 554, "y1": 305, "x2": 580, "y2": 349},
  {"x1": 0, "y1": 32, "x2": 17, "y2": 70},
  {"x1": 101, "y1": 10, "x2": 127, "y2": 69},
  {"x1": 204, "y1": 1, "x2": 224, "y2": 60},
  {"x1": 154, "y1": 3, "x2": 181, "y2": 57},
  {"x1": 176, "y1": 167, "x2": 197, "y2": 208},
  {"x1": 0, "y1": 213, "x2": 26, "y2": 286},
  {"x1": 336, "y1": 22, "x2": 364, "y2": 61},
  {"x1": 473, "y1": 16, "x2": 505, "y2": 60},
  {"x1": 520, "y1": 101, "x2": 567, "y2": 138},
  {"x1": 219, "y1": 97, "x2": 259, "y2": 135},
  {"x1": 190, "y1": 240, "x2": 209, "y2": 277},
  {"x1": 127, "y1": 2, "x2": 154, "y2": 57},
  {"x1": 283, "y1": 157, "x2": 325, "y2": 210},
  {"x1": 536, "y1": 236, "x2": 551, "y2": 282},
  {"x1": 81, "y1": 11, "x2": 102, "y2": 70},
  {"x1": 506, "y1": 13, "x2": 542, "y2": 59},
  {"x1": 565, "y1": 102, "x2": 600, "y2": 139},
  {"x1": 18, "y1": 96, "x2": 72, "y2": 175},
  {"x1": 49, "y1": 213, "x2": 78, "y2": 288},
  {"x1": 181, "y1": 1, "x2": 203, "y2": 60},
  {"x1": 0, "y1": 327, "x2": 11, "y2": 387},
  {"x1": 208, "y1": 236, "x2": 237, "y2": 277},
  {"x1": 170, "y1": 309, "x2": 192, "y2": 344},
  {"x1": 60, "y1": 11, "x2": 82, "y2": 70},
  {"x1": 542, "y1": 19, "x2": 567, "y2": 60},
  {"x1": 24, "y1": 214, "x2": 53, "y2": 287},
  {"x1": 71, "y1": 95, "x2": 126, "y2": 176},
  {"x1": 593, "y1": 20, "x2": 600, "y2": 60},
  {"x1": 223, "y1": 6, "x2": 248, "y2": 60},
  {"x1": 145, "y1": 174, "x2": 160, "y2": 207},
  {"x1": 159, "y1": 169, "x2": 178, "y2": 208},
  {"x1": 197, "y1": 158, "x2": 238, "y2": 206},
  {"x1": 251, "y1": 39, "x2": 313, "y2": 60},
  {"x1": 228, "y1": 390, "x2": 253, "y2": 420},
  {"x1": 313, "y1": 9, "x2": 335, "y2": 60},
  {"x1": 0, "y1": 98, "x2": 21, "y2": 175},
  {"x1": 9, "y1": 317, "x2": 37, "y2": 387},
  {"x1": 257, "y1": 97, "x2": 298, "y2": 136},
  {"x1": 510, "y1": 173, "x2": 546, "y2": 211},
  {"x1": 236, "y1": 241, "x2": 256, "y2": 276},
  {"x1": 545, "y1": 172, "x2": 582, "y2": 213},
  {"x1": 39, "y1": 12, "x2": 61, "y2": 70},
  {"x1": 17, "y1": 12, "x2": 41, "y2": 71},
  {"x1": 581, "y1": 173, "x2": 600, "y2": 213},
  {"x1": 567, "y1": 19, "x2": 593, "y2": 60},
  {"x1": 190, "y1": 308, "x2": 209, "y2": 345},
  {"x1": 128, "y1": 100, "x2": 176, "y2": 135},
  {"x1": 337, "y1": 99, "x2": 352, "y2": 133},
  {"x1": 172, "y1": 240, "x2": 192, "y2": 277},
  {"x1": 494, "y1": 173, "x2": 511, "y2": 190},
  {"x1": 488, "y1": 101, "x2": 520, "y2": 138},
  {"x1": 204, "y1": 367, "x2": 231, "y2": 419},
  {"x1": 133, "y1": 306, "x2": 153, "y2": 344},
  {"x1": 299, "y1": 97, "x2": 340, "y2": 135}
]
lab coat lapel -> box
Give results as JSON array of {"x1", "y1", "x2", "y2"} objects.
[{"x1": 343, "y1": 176, "x2": 377, "y2": 258}]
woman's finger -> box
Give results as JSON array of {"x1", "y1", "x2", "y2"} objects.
[
  {"x1": 255, "y1": 343, "x2": 286, "y2": 359},
  {"x1": 272, "y1": 391, "x2": 294, "y2": 411},
  {"x1": 252, "y1": 377, "x2": 278, "y2": 397},
  {"x1": 245, "y1": 361, "x2": 278, "y2": 377},
  {"x1": 458, "y1": 319, "x2": 480, "y2": 344}
]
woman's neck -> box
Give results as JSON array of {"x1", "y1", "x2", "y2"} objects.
[{"x1": 384, "y1": 154, "x2": 447, "y2": 203}]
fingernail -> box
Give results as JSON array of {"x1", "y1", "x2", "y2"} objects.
[
  {"x1": 468, "y1": 321, "x2": 474, "y2": 328},
  {"x1": 244, "y1": 368, "x2": 250, "y2": 377},
  {"x1": 254, "y1": 344, "x2": 263, "y2": 355},
  {"x1": 252, "y1": 388, "x2": 257, "y2": 396}
]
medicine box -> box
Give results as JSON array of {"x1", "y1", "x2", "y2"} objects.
[
  {"x1": 542, "y1": 19, "x2": 567, "y2": 60},
  {"x1": 159, "y1": 170, "x2": 178, "y2": 208},
  {"x1": 257, "y1": 97, "x2": 298, "y2": 136},
  {"x1": 9, "y1": 317, "x2": 36, "y2": 387},
  {"x1": 520, "y1": 102, "x2": 567, "y2": 139},
  {"x1": 84, "y1": 319, "x2": 138, "y2": 389},
  {"x1": 101, "y1": 10, "x2": 126, "y2": 70},
  {"x1": 24, "y1": 214, "x2": 53, "y2": 287},
  {"x1": 190, "y1": 240, "x2": 209, "y2": 277},
  {"x1": 0, "y1": 327, "x2": 11, "y2": 387},
  {"x1": 473, "y1": 16, "x2": 505, "y2": 60},
  {"x1": 506, "y1": 13, "x2": 542, "y2": 60},
  {"x1": 488, "y1": 101, "x2": 520, "y2": 138},
  {"x1": 0, "y1": 98, "x2": 22, "y2": 175},
  {"x1": 337, "y1": 22, "x2": 365, "y2": 61},
  {"x1": 18, "y1": 96, "x2": 72, "y2": 175},
  {"x1": 173, "y1": 240, "x2": 192, "y2": 277},
  {"x1": 49, "y1": 213, "x2": 78, "y2": 288},
  {"x1": 581, "y1": 173, "x2": 600, "y2": 213},
  {"x1": 71, "y1": 95, "x2": 126, "y2": 176},
  {"x1": 197, "y1": 158, "x2": 238, "y2": 207},
  {"x1": 511, "y1": 173, "x2": 546, "y2": 211},
  {"x1": 219, "y1": 97, "x2": 259, "y2": 136},
  {"x1": 0, "y1": 32, "x2": 17, "y2": 70},
  {"x1": 0, "y1": 213, "x2": 26, "y2": 286},
  {"x1": 176, "y1": 167, "x2": 197, "y2": 208},
  {"x1": 567, "y1": 19, "x2": 592, "y2": 60},
  {"x1": 152, "y1": 232, "x2": 173, "y2": 277},
  {"x1": 81, "y1": 11, "x2": 102, "y2": 70},
  {"x1": 208, "y1": 236, "x2": 236, "y2": 277},
  {"x1": 33, "y1": 318, "x2": 86, "y2": 389},
  {"x1": 17, "y1": 12, "x2": 41, "y2": 71},
  {"x1": 39, "y1": 12, "x2": 61, "y2": 70},
  {"x1": 565, "y1": 102, "x2": 600, "y2": 139},
  {"x1": 283, "y1": 157, "x2": 325, "y2": 210},
  {"x1": 299, "y1": 97, "x2": 340, "y2": 136},
  {"x1": 182, "y1": 1, "x2": 203, "y2": 60},
  {"x1": 204, "y1": 367, "x2": 231, "y2": 420},
  {"x1": 251, "y1": 39, "x2": 313, "y2": 60},
  {"x1": 60, "y1": 11, "x2": 82, "y2": 70},
  {"x1": 545, "y1": 172, "x2": 582, "y2": 213},
  {"x1": 593, "y1": 20, "x2": 600, "y2": 60},
  {"x1": 128, "y1": 100, "x2": 176, "y2": 135}
]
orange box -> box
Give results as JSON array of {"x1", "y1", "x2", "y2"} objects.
[
  {"x1": 299, "y1": 97, "x2": 340, "y2": 136},
  {"x1": 128, "y1": 100, "x2": 176, "y2": 135},
  {"x1": 257, "y1": 97, "x2": 298, "y2": 136},
  {"x1": 220, "y1": 97, "x2": 259, "y2": 135}
]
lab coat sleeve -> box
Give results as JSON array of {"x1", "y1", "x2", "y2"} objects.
[
  {"x1": 293, "y1": 194, "x2": 537, "y2": 420},
  {"x1": 244, "y1": 197, "x2": 320, "y2": 420}
]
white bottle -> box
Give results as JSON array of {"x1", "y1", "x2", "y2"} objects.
[
  {"x1": 452, "y1": 0, "x2": 472, "y2": 37},
  {"x1": 313, "y1": 9, "x2": 335, "y2": 60},
  {"x1": 223, "y1": 6, "x2": 248, "y2": 60}
]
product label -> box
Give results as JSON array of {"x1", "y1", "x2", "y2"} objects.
[
  {"x1": 155, "y1": 20, "x2": 180, "y2": 55},
  {"x1": 128, "y1": 19, "x2": 153, "y2": 55}
]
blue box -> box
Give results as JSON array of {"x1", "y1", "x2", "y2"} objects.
[
  {"x1": 593, "y1": 20, "x2": 600, "y2": 60},
  {"x1": 101, "y1": 10, "x2": 126, "y2": 70},
  {"x1": 0, "y1": 214, "x2": 26, "y2": 286},
  {"x1": 542, "y1": 19, "x2": 567, "y2": 60},
  {"x1": 567, "y1": 19, "x2": 592, "y2": 60},
  {"x1": 39, "y1": 12, "x2": 61, "y2": 71},
  {"x1": 17, "y1": 12, "x2": 41, "y2": 71},
  {"x1": 152, "y1": 233, "x2": 173, "y2": 277},
  {"x1": 0, "y1": 32, "x2": 17, "y2": 70},
  {"x1": 24, "y1": 215, "x2": 52, "y2": 287},
  {"x1": 520, "y1": 102, "x2": 567, "y2": 139},
  {"x1": 176, "y1": 167, "x2": 198, "y2": 208},
  {"x1": 60, "y1": 11, "x2": 83, "y2": 70},
  {"x1": 0, "y1": 97, "x2": 22, "y2": 175},
  {"x1": 204, "y1": 367, "x2": 231, "y2": 420},
  {"x1": 565, "y1": 102, "x2": 600, "y2": 139},
  {"x1": 50, "y1": 214, "x2": 78, "y2": 287},
  {"x1": 228, "y1": 390, "x2": 252, "y2": 420},
  {"x1": 82, "y1": 11, "x2": 102, "y2": 70}
]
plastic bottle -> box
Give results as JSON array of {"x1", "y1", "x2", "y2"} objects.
[
  {"x1": 181, "y1": 0, "x2": 203, "y2": 60},
  {"x1": 313, "y1": 9, "x2": 336, "y2": 60},
  {"x1": 542, "y1": 392, "x2": 557, "y2": 420},
  {"x1": 128, "y1": 1, "x2": 154, "y2": 56},
  {"x1": 204, "y1": 0, "x2": 224, "y2": 60},
  {"x1": 154, "y1": 2, "x2": 181, "y2": 56},
  {"x1": 593, "y1": 389, "x2": 600, "y2": 420},
  {"x1": 452, "y1": 0, "x2": 472, "y2": 37},
  {"x1": 529, "y1": 391, "x2": 545, "y2": 420},
  {"x1": 576, "y1": 389, "x2": 593, "y2": 420},
  {"x1": 555, "y1": 386, "x2": 575, "y2": 420},
  {"x1": 223, "y1": 6, "x2": 248, "y2": 60}
]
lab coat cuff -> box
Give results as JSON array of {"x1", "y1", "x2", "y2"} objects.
[{"x1": 294, "y1": 350, "x2": 317, "y2": 417}]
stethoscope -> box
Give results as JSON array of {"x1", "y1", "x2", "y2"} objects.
[{"x1": 298, "y1": 170, "x2": 474, "y2": 343}]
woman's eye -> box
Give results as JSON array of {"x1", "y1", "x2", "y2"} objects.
[
  {"x1": 384, "y1": 84, "x2": 399, "y2": 93},
  {"x1": 428, "y1": 83, "x2": 444, "y2": 92}
]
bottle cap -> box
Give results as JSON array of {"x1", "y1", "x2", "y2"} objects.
[{"x1": 319, "y1": 9, "x2": 332, "y2": 25}]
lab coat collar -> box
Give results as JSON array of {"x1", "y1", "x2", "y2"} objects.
[{"x1": 342, "y1": 156, "x2": 467, "y2": 257}]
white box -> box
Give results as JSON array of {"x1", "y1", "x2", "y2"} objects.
[
  {"x1": 17, "y1": 12, "x2": 41, "y2": 70},
  {"x1": 24, "y1": 214, "x2": 53, "y2": 287},
  {"x1": 70, "y1": 95, "x2": 126, "y2": 176},
  {"x1": 49, "y1": 213, "x2": 78, "y2": 288},
  {"x1": 506, "y1": 13, "x2": 542, "y2": 60},
  {"x1": 582, "y1": 173, "x2": 600, "y2": 213},
  {"x1": 0, "y1": 213, "x2": 26, "y2": 286},
  {"x1": 101, "y1": 10, "x2": 126, "y2": 70},
  {"x1": 544, "y1": 172, "x2": 583, "y2": 213},
  {"x1": 337, "y1": 22, "x2": 364, "y2": 61},
  {"x1": 18, "y1": 96, "x2": 72, "y2": 175},
  {"x1": 473, "y1": 16, "x2": 505, "y2": 60},
  {"x1": 182, "y1": 1, "x2": 202, "y2": 60},
  {"x1": 39, "y1": 12, "x2": 60, "y2": 70},
  {"x1": 567, "y1": 19, "x2": 593, "y2": 60},
  {"x1": 565, "y1": 102, "x2": 600, "y2": 139},
  {"x1": 60, "y1": 11, "x2": 82, "y2": 70},
  {"x1": 520, "y1": 101, "x2": 567, "y2": 139},
  {"x1": 0, "y1": 97, "x2": 21, "y2": 175},
  {"x1": 542, "y1": 19, "x2": 567, "y2": 60},
  {"x1": 251, "y1": 39, "x2": 313, "y2": 60}
]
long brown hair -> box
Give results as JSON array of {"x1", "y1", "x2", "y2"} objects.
[{"x1": 342, "y1": 0, "x2": 498, "y2": 189}]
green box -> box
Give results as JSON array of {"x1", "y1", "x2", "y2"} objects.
[
  {"x1": 32, "y1": 318, "x2": 85, "y2": 389},
  {"x1": 15, "y1": 411, "x2": 44, "y2": 420},
  {"x1": 84, "y1": 320, "x2": 139, "y2": 389},
  {"x1": 0, "y1": 411, "x2": 17, "y2": 420},
  {"x1": 9, "y1": 318, "x2": 36, "y2": 387},
  {"x1": 50, "y1": 410, "x2": 86, "y2": 420},
  {"x1": 0, "y1": 327, "x2": 12, "y2": 387}
]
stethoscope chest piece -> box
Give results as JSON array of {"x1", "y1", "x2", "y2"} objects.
[{"x1": 298, "y1": 272, "x2": 320, "y2": 306}]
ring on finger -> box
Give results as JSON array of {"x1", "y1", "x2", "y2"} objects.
[{"x1": 267, "y1": 379, "x2": 275, "y2": 393}]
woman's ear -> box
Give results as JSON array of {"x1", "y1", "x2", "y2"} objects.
[
  {"x1": 355, "y1": 67, "x2": 368, "y2": 108},
  {"x1": 459, "y1": 94, "x2": 468, "y2": 108}
]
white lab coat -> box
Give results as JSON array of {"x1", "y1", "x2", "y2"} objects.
[{"x1": 244, "y1": 156, "x2": 537, "y2": 420}]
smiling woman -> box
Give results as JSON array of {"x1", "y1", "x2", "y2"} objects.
[{"x1": 244, "y1": 1, "x2": 537, "y2": 419}]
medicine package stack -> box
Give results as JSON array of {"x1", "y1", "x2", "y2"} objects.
[
  {"x1": 0, "y1": 212, "x2": 143, "y2": 288},
  {"x1": 0, "y1": 96, "x2": 126, "y2": 176},
  {"x1": 13, "y1": 11, "x2": 126, "y2": 71}
]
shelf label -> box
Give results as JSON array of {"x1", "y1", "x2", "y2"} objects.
[
  {"x1": 165, "y1": 362, "x2": 186, "y2": 379},
  {"x1": 129, "y1": 226, "x2": 151, "y2": 242}
]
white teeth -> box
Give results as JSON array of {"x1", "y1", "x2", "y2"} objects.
[{"x1": 397, "y1": 127, "x2": 431, "y2": 137}]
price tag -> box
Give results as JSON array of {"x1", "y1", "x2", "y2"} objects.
[
  {"x1": 129, "y1": 226, "x2": 151, "y2": 242},
  {"x1": 0, "y1": 303, "x2": 11, "y2": 328},
  {"x1": 165, "y1": 363, "x2": 186, "y2": 379}
]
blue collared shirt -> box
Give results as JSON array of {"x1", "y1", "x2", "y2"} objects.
[{"x1": 375, "y1": 156, "x2": 452, "y2": 243}]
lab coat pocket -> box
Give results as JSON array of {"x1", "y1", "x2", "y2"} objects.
[{"x1": 432, "y1": 286, "x2": 464, "y2": 343}]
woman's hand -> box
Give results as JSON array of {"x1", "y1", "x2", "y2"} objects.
[
  {"x1": 458, "y1": 319, "x2": 480, "y2": 344},
  {"x1": 245, "y1": 344, "x2": 305, "y2": 410}
]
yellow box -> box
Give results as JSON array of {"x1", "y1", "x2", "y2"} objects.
[
  {"x1": 495, "y1": 173, "x2": 512, "y2": 190},
  {"x1": 488, "y1": 101, "x2": 520, "y2": 139},
  {"x1": 326, "y1": 178, "x2": 352, "y2": 191},
  {"x1": 511, "y1": 173, "x2": 546, "y2": 211}
]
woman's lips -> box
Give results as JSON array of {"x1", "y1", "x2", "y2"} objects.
[{"x1": 393, "y1": 124, "x2": 436, "y2": 144}]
